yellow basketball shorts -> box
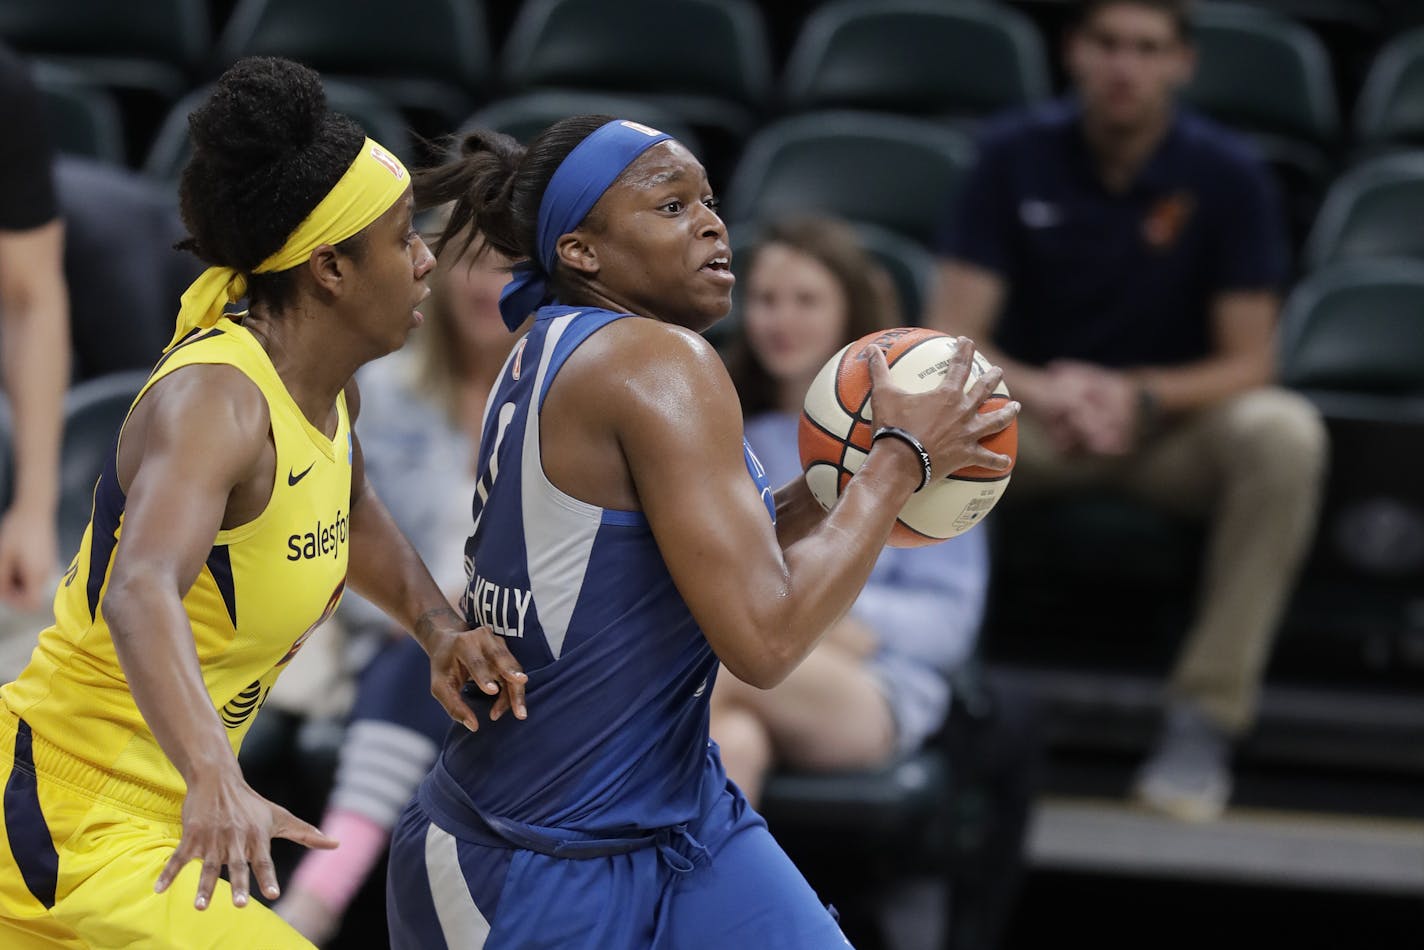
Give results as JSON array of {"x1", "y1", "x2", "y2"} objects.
[{"x1": 0, "y1": 712, "x2": 312, "y2": 949}]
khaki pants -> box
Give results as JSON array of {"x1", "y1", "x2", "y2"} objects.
[{"x1": 1009, "y1": 387, "x2": 1328, "y2": 734}]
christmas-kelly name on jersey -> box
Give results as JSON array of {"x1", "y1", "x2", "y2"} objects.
[{"x1": 462, "y1": 572, "x2": 531, "y2": 638}]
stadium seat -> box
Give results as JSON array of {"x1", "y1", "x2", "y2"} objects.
[
  {"x1": 985, "y1": 494, "x2": 1205, "y2": 675},
  {"x1": 852, "y1": 223, "x2": 938, "y2": 326},
  {"x1": 502, "y1": 0, "x2": 769, "y2": 110},
  {"x1": 1235, "y1": 0, "x2": 1387, "y2": 110},
  {"x1": 725, "y1": 112, "x2": 976, "y2": 246},
  {"x1": 761, "y1": 745, "x2": 953, "y2": 942},
  {"x1": 1279, "y1": 259, "x2": 1424, "y2": 398},
  {"x1": 1277, "y1": 259, "x2": 1424, "y2": 648},
  {"x1": 55, "y1": 157, "x2": 201, "y2": 381},
  {"x1": 762, "y1": 663, "x2": 1039, "y2": 950},
  {"x1": 1247, "y1": 131, "x2": 1336, "y2": 263},
  {"x1": 1355, "y1": 27, "x2": 1424, "y2": 149},
  {"x1": 762, "y1": 748, "x2": 949, "y2": 865},
  {"x1": 463, "y1": 92, "x2": 702, "y2": 156},
  {"x1": 499, "y1": 0, "x2": 771, "y2": 181},
  {"x1": 781, "y1": 0, "x2": 1051, "y2": 118},
  {"x1": 215, "y1": 0, "x2": 490, "y2": 130},
  {"x1": 1304, "y1": 153, "x2": 1424, "y2": 270},
  {"x1": 30, "y1": 62, "x2": 125, "y2": 164},
  {"x1": 0, "y1": 0, "x2": 208, "y2": 69},
  {"x1": 1183, "y1": 2, "x2": 1339, "y2": 145},
  {"x1": 0, "y1": 0, "x2": 209, "y2": 105},
  {"x1": 57, "y1": 370, "x2": 151, "y2": 561},
  {"x1": 143, "y1": 80, "x2": 415, "y2": 183},
  {"x1": 725, "y1": 218, "x2": 936, "y2": 330}
]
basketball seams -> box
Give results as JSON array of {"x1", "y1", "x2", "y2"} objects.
[{"x1": 944, "y1": 471, "x2": 1013, "y2": 484}]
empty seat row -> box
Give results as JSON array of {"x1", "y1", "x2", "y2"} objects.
[{"x1": 22, "y1": 0, "x2": 1424, "y2": 163}]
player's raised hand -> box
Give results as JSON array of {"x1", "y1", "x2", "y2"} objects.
[{"x1": 155, "y1": 767, "x2": 336, "y2": 909}]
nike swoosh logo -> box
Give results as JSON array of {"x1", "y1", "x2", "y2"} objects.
[{"x1": 288, "y1": 462, "x2": 316, "y2": 486}]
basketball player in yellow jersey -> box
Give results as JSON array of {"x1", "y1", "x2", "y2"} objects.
[{"x1": 0, "y1": 58, "x2": 526, "y2": 949}]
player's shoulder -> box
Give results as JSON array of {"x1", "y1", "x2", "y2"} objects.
[
  {"x1": 614, "y1": 316, "x2": 734, "y2": 401},
  {"x1": 558, "y1": 313, "x2": 737, "y2": 420},
  {"x1": 141, "y1": 361, "x2": 271, "y2": 448},
  {"x1": 578, "y1": 313, "x2": 726, "y2": 379}
]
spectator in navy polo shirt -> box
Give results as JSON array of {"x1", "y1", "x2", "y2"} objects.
[{"x1": 927, "y1": 0, "x2": 1326, "y2": 822}]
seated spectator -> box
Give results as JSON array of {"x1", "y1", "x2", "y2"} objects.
[
  {"x1": 926, "y1": 0, "x2": 1327, "y2": 821},
  {"x1": 716, "y1": 215, "x2": 989, "y2": 805},
  {"x1": 276, "y1": 228, "x2": 519, "y2": 945},
  {"x1": 0, "y1": 43, "x2": 69, "y2": 617}
]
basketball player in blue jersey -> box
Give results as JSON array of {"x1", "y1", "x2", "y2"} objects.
[
  {"x1": 385, "y1": 117, "x2": 1019, "y2": 948},
  {"x1": 0, "y1": 59, "x2": 526, "y2": 948}
]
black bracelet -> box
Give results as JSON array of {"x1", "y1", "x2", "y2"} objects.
[{"x1": 872, "y1": 425, "x2": 933, "y2": 492}]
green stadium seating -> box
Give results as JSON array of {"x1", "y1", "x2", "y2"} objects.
[
  {"x1": 725, "y1": 112, "x2": 975, "y2": 246},
  {"x1": 782, "y1": 0, "x2": 1051, "y2": 117}
]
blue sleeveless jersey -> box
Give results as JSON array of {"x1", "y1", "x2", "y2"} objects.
[{"x1": 441, "y1": 305, "x2": 774, "y2": 836}]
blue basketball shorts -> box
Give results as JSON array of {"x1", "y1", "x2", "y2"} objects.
[{"x1": 385, "y1": 778, "x2": 851, "y2": 949}]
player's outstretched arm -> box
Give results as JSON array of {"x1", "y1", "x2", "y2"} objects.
[
  {"x1": 610, "y1": 323, "x2": 1015, "y2": 689},
  {"x1": 100, "y1": 366, "x2": 335, "y2": 911},
  {"x1": 342, "y1": 379, "x2": 527, "y2": 729}
]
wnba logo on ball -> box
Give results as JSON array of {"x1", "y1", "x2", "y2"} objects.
[{"x1": 852, "y1": 328, "x2": 918, "y2": 360}]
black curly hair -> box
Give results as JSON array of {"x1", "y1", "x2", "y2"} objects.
[{"x1": 176, "y1": 56, "x2": 368, "y2": 313}]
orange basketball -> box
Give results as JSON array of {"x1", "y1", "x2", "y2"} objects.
[{"x1": 797, "y1": 328, "x2": 1016, "y2": 546}]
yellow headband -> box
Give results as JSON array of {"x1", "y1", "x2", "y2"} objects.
[{"x1": 168, "y1": 137, "x2": 410, "y2": 350}]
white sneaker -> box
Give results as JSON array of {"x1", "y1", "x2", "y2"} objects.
[{"x1": 1132, "y1": 702, "x2": 1233, "y2": 823}]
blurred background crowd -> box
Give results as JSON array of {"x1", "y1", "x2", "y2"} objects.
[{"x1": 0, "y1": 0, "x2": 1422, "y2": 947}]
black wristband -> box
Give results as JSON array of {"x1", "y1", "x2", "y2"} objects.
[{"x1": 872, "y1": 426, "x2": 933, "y2": 492}]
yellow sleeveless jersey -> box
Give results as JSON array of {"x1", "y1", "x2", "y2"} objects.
[{"x1": 1, "y1": 317, "x2": 351, "y2": 814}]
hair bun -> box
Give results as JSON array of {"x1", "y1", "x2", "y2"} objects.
[{"x1": 188, "y1": 56, "x2": 329, "y2": 172}]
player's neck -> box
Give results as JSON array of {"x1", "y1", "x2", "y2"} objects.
[{"x1": 243, "y1": 308, "x2": 359, "y2": 437}]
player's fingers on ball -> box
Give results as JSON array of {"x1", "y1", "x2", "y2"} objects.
[
  {"x1": 962, "y1": 372, "x2": 997, "y2": 409},
  {"x1": 940, "y1": 337, "x2": 975, "y2": 389},
  {"x1": 867, "y1": 346, "x2": 893, "y2": 392},
  {"x1": 976, "y1": 364, "x2": 1005, "y2": 395},
  {"x1": 974, "y1": 447, "x2": 1014, "y2": 471},
  {"x1": 979, "y1": 402, "x2": 1021, "y2": 434}
]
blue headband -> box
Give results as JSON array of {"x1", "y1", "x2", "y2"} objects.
[{"x1": 498, "y1": 119, "x2": 673, "y2": 330}]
